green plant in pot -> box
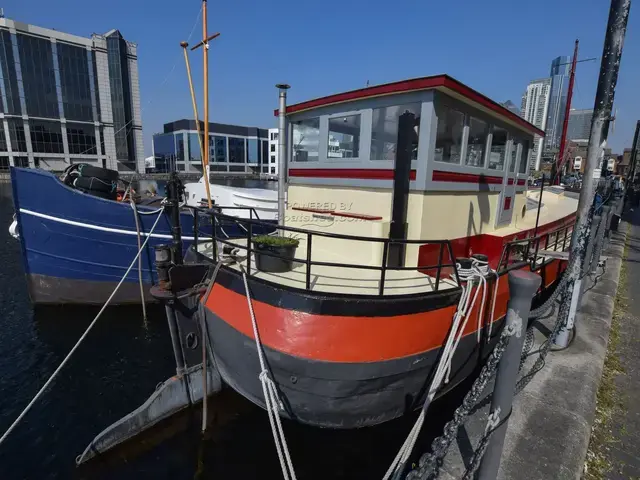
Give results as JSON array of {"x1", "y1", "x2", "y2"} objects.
[{"x1": 252, "y1": 234, "x2": 300, "y2": 273}]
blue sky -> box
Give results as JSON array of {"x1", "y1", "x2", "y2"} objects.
[{"x1": 6, "y1": 0, "x2": 639, "y2": 155}]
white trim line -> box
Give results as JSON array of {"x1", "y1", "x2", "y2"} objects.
[{"x1": 20, "y1": 208, "x2": 196, "y2": 241}]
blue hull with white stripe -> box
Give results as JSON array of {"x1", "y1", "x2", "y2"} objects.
[{"x1": 10, "y1": 167, "x2": 272, "y2": 305}]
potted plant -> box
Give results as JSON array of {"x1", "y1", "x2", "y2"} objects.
[{"x1": 252, "y1": 235, "x2": 300, "y2": 273}]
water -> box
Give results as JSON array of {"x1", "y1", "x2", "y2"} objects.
[{"x1": 0, "y1": 179, "x2": 467, "y2": 480}]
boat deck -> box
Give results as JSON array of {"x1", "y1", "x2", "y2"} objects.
[{"x1": 197, "y1": 240, "x2": 460, "y2": 296}]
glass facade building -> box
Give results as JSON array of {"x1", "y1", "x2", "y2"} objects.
[
  {"x1": 0, "y1": 17, "x2": 143, "y2": 172},
  {"x1": 545, "y1": 55, "x2": 570, "y2": 150},
  {"x1": 567, "y1": 108, "x2": 593, "y2": 142},
  {"x1": 152, "y1": 120, "x2": 269, "y2": 174}
]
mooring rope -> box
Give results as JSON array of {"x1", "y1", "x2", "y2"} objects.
[
  {"x1": 384, "y1": 256, "x2": 498, "y2": 480},
  {"x1": 130, "y1": 199, "x2": 148, "y2": 323},
  {"x1": 0, "y1": 207, "x2": 166, "y2": 447},
  {"x1": 240, "y1": 267, "x2": 297, "y2": 480}
]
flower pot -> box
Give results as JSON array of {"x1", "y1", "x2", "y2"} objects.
[{"x1": 253, "y1": 242, "x2": 297, "y2": 273}]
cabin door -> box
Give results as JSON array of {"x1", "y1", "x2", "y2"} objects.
[{"x1": 388, "y1": 111, "x2": 416, "y2": 267}]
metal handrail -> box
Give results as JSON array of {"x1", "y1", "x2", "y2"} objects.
[{"x1": 187, "y1": 206, "x2": 460, "y2": 296}]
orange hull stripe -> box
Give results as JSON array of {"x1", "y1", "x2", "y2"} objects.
[{"x1": 204, "y1": 260, "x2": 562, "y2": 363}]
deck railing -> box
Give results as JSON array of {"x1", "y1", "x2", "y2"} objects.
[
  {"x1": 188, "y1": 206, "x2": 460, "y2": 296},
  {"x1": 497, "y1": 222, "x2": 575, "y2": 272}
]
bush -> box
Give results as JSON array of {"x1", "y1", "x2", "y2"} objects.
[{"x1": 252, "y1": 234, "x2": 299, "y2": 248}]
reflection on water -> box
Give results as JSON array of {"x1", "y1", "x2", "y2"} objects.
[{"x1": 0, "y1": 179, "x2": 467, "y2": 479}]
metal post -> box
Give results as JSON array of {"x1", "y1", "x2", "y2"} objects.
[
  {"x1": 167, "y1": 173, "x2": 184, "y2": 265},
  {"x1": 165, "y1": 303, "x2": 186, "y2": 375},
  {"x1": 555, "y1": 0, "x2": 631, "y2": 349},
  {"x1": 276, "y1": 84, "x2": 290, "y2": 226},
  {"x1": 477, "y1": 270, "x2": 542, "y2": 480},
  {"x1": 625, "y1": 120, "x2": 640, "y2": 209}
]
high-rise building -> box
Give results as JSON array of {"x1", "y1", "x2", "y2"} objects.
[
  {"x1": 500, "y1": 100, "x2": 521, "y2": 117},
  {"x1": 0, "y1": 17, "x2": 143, "y2": 172},
  {"x1": 544, "y1": 55, "x2": 570, "y2": 151},
  {"x1": 567, "y1": 108, "x2": 593, "y2": 141},
  {"x1": 521, "y1": 78, "x2": 551, "y2": 170}
]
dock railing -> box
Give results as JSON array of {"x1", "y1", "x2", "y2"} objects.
[{"x1": 188, "y1": 206, "x2": 461, "y2": 296}]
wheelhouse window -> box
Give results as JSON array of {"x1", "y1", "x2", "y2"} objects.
[
  {"x1": 292, "y1": 117, "x2": 320, "y2": 162},
  {"x1": 465, "y1": 116, "x2": 489, "y2": 167},
  {"x1": 488, "y1": 126, "x2": 507, "y2": 170},
  {"x1": 370, "y1": 103, "x2": 421, "y2": 161},
  {"x1": 518, "y1": 139, "x2": 530, "y2": 174},
  {"x1": 328, "y1": 114, "x2": 361, "y2": 159},
  {"x1": 434, "y1": 105, "x2": 464, "y2": 163}
]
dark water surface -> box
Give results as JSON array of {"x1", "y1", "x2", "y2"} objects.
[{"x1": 0, "y1": 179, "x2": 464, "y2": 480}]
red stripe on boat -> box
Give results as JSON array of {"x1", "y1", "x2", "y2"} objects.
[
  {"x1": 432, "y1": 170, "x2": 503, "y2": 184},
  {"x1": 289, "y1": 168, "x2": 417, "y2": 181}
]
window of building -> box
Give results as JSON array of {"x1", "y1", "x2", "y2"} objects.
[
  {"x1": 106, "y1": 32, "x2": 133, "y2": 161},
  {"x1": 14, "y1": 156, "x2": 29, "y2": 168},
  {"x1": 292, "y1": 117, "x2": 320, "y2": 162},
  {"x1": 66, "y1": 122, "x2": 97, "y2": 154},
  {"x1": 176, "y1": 135, "x2": 185, "y2": 162},
  {"x1": 188, "y1": 133, "x2": 203, "y2": 162},
  {"x1": 509, "y1": 141, "x2": 519, "y2": 173},
  {"x1": 57, "y1": 42, "x2": 93, "y2": 122},
  {"x1": 434, "y1": 105, "x2": 464, "y2": 163},
  {"x1": 16, "y1": 33, "x2": 59, "y2": 119},
  {"x1": 328, "y1": 114, "x2": 360, "y2": 159},
  {"x1": 247, "y1": 138, "x2": 258, "y2": 164},
  {"x1": 270, "y1": 144, "x2": 276, "y2": 152},
  {"x1": 465, "y1": 116, "x2": 489, "y2": 167},
  {"x1": 7, "y1": 119, "x2": 27, "y2": 152},
  {"x1": 270, "y1": 132, "x2": 278, "y2": 141},
  {"x1": 488, "y1": 126, "x2": 507, "y2": 171},
  {"x1": 0, "y1": 158, "x2": 9, "y2": 170},
  {"x1": 261, "y1": 139, "x2": 268, "y2": 164},
  {"x1": 30, "y1": 119, "x2": 64, "y2": 154},
  {"x1": 271, "y1": 167, "x2": 275, "y2": 174},
  {"x1": 0, "y1": 127, "x2": 7, "y2": 152},
  {"x1": 176, "y1": 163, "x2": 186, "y2": 171},
  {"x1": 518, "y1": 139, "x2": 530, "y2": 174},
  {"x1": 228, "y1": 137, "x2": 245, "y2": 163},
  {"x1": 370, "y1": 103, "x2": 421, "y2": 161},
  {"x1": 211, "y1": 135, "x2": 227, "y2": 162},
  {"x1": 271, "y1": 155, "x2": 276, "y2": 163},
  {"x1": 153, "y1": 133, "x2": 177, "y2": 173},
  {"x1": 229, "y1": 165, "x2": 245, "y2": 172},
  {"x1": 0, "y1": 31, "x2": 22, "y2": 115}
]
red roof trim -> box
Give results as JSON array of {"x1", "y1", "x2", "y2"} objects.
[
  {"x1": 289, "y1": 168, "x2": 416, "y2": 181},
  {"x1": 278, "y1": 74, "x2": 544, "y2": 137},
  {"x1": 432, "y1": 170, "x2": 503, "y2": 185},
  {"x1": 507, "y1": 178, "x2": 515, "y2": 185},
  {"x1": 517, "y1": 179, "x2": 527, "y2": 186}
]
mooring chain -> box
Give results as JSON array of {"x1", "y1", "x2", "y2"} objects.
[{"x1": 404, "y1": 325, "x2": 514, "y2": 480}]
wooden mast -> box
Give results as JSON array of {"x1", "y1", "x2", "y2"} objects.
[{"x1": 180, "y1": 41, "x2": 204, "y2": 167}]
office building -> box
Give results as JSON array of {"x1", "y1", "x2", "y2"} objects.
[
  {"x1": 268, "y1": 128, "x2": 279, "y2": 175},
  {"x1": 567, "y1": 108, "x2": 593, "y2": 141},
  {"x1": 545, "y1": 55, "x2": 570, "y2": 150},
  {"x1": 500, "y1": 100, "x2": 521, "y2": 117},
  {"x1": 0, "y1": 17, "x2": 143, "y2": 172},
  {"x1": 521, "y1": 78, "x2": 551, "y2": 170},
  {"x1": 152, "y1": 119, "x2": 269, "y2": 174}
]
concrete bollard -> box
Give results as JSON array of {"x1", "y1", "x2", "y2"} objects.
[{"x1": 477, "y1": 270, "x2": 541, "y2": 480}]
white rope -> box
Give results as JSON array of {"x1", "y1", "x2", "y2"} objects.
[
  {"x1": 241, "y1": 268, "x2": 297, "y2": 480},
  {"x1": 384, "y1": 256, "x2": 498, "y2": 480},
  {"x1": 130, "y1": 199, "x2": 148, "y2": 323},
  {"x1": 0, "y1": 207, "x2": 165, "y2": 447}
]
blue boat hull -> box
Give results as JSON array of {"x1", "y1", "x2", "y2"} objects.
[{"x1": 10, "y1": 167, "x2": 273, "y2": 305}]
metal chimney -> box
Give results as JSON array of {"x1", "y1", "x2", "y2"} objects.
[{"x1": 276, "y1": 84, "x2": 290, "y2": 226}]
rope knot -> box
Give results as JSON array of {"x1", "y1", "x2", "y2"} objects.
[{"x1": 484, "y1": 407, "x2": 502, "y2": 435}]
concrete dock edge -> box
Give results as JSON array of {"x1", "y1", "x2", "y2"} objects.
[{"x1": 438, "y1": 221, "x2": 629, "y2": 480}]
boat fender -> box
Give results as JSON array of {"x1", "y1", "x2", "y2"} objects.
[
  {"x1": 471, "y1": 253, "x2": 489, "y2": 263},
  {"x1": 457, "y1": 257, "x2": 473, "y2": 270},
  {"x1": 77, "y1": 164, "x2": 119, "y2": 182},
  {"x1": 72, "y1": 176, "x2": 116, "y2": 193}
]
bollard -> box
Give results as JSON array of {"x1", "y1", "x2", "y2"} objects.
[
  {"x1": 591, "y1": 206, "x2": 609, "y2": 274},
  {"x1": 477, "y1": 270, "x2": 541, "y2": 480}
]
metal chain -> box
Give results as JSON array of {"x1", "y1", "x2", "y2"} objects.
[{"x1": 405, "y1": 327, "x2": 514, "y2": 480}]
